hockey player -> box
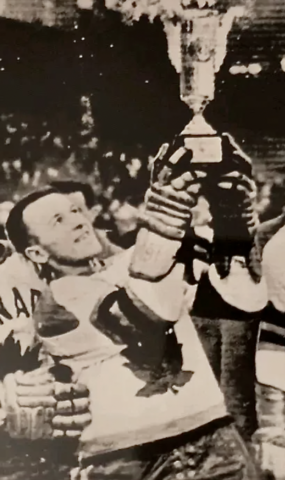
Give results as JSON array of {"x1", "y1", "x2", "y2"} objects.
[
  {"x1": 186, "y1": 133, "x2": 267, "y2": 443},
  {"x1": 3, "y1": 140, "x2": 262, "y2": 480}
]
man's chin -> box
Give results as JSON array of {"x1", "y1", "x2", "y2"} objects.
[
  {"x1": 56, "y1": 247, "x2": 102, "y2": 266},
  {"x1": 50, "y1": 240, "x2": 103, "y2": 268},
  {"x1": 55, "y1": 255, "x2": 97, "y2": 268}
]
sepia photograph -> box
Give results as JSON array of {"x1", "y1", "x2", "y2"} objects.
[{"x1": 0, "y1": 0, "x2": 283, "y2": 479}]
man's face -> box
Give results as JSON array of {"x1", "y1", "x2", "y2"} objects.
[{"x1": 23, "y1": 193, "x2": 102, "y2": 264}]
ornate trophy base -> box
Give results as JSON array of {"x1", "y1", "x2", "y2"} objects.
[{"x1": 180, "y1": 113, "x2": 222, "y2": 164}]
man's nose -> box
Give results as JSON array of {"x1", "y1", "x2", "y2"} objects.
[
  {"x1": 74, "y1": 222, "x2": 84, "y2": 231},
  {"x1": 70, "y1": 212, "x2": 86, "y2": 229}
]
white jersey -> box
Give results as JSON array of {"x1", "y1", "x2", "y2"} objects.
[
  {"x1": 0, "y1": 253, "x2": 44, "y2": 323},
  {"x1": 0, "y1": 253, "x2": 44, "y2": 349},
  {"x1": 33, "y1": 249, "x2": 227, "y2": 455}
]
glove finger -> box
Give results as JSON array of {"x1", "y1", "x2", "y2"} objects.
[
  {"x1": 146, "y1": 188, "x2": 191, "y2": 213},
  {"x1": 52, "y1": 412, "x2": 92, "y2": 429},
  {"x1": 151, "y1": 143, "x2": 170, "y2": 184},
  {"x1": 54, "y1": 382, "x2": 88, "y2": 400},
  {"x1": 171, "y1": 177, "x2": 187, "y2": 190},
  {"x1": 17, "y1": 396, "x2": 56, "y2": 408},
  {"x1": 236, "y1": 185, "x2": 256, "y2": 201},
  {"x1": 219, "y1": 174, "x2": 255, "y2": 194},
  {"x1": 186, "y1": 183, "x2": 201, "y2": 196},
  {"x1": 155, "y1": 143, "x2": 170, "y2": 161},
  {"x1": 235, "y1": 179, "x2": 256, "y2": 192},
  {"x1": 157, "y1": 166, "x2": 172, "y2": 186},
  {"x1": 71, "y1": 383, "x2": 89, "y2": 396},
  {"x1": 193, "y1": 245, "x2": 210, "y2": 264},
  {"x1": 168, "y1": 146, "x2": 188, "y2": 166},
  {"x1": 241, "y1": 211, "x2": 256, "y2": 223},
  {"x1": 193, "y1": 170, "x2": 207, "y2": 180},
  {"x1": 220, "y1": 170, "x2": 242, "y2": 179},
  {"x1": 51, "y1": 430, "x2": 84, "y2": 439},
  {"x1": 193, "y1": 245, "x2": 209, "y2": 256},
  {"x1": 139, "y1": 213, "x2": 185, "y2": 240},
  {"x1": 181, "y1": 171, "x2": 194, "y2": 182},
  {"x1": 56, "y1": 398, "x2": 90, "y2": 415},
  {"x1": 15, "y1": 368, "x2": 53, "y2": 384},
  {"x1": 153, "y1": 141, "x2": 188, "y2": 185},
  {"x1": 145, "y1": 211, "x2": 187, "y2": 229},
  {"x1": 53, "y1": 429, "x2": 65, "y2": 438},
  {"x1": 166, "y1": 146, "x2": 193, "y2": 181},
  {"x1": 146, "y1": 201, "x2": 190, "y2": 220},
  {"x1": 65, "y1": 430, "x2": 82, "y2": 438},
  {"x1": 152, "y1": 183, "x2": 193, "y2": 206},
  {"x1": 15, "y1": 372, "x2": 54, "y2": 386},
  {"x1": 218, "y1": 181, "x2": 234, "y2": 190},
  {"x1": 16, "y1": 384, "x2": 54, "y2": 397},
  {"x1": 218, "y1": 170, "x2": 253, "y2": 183},
  {"x1": 192, "y1": 234, "x2": 212, "y2": 250},
  {"x1": 242, "y1": 195, "x2": 256, "y2": 206}
]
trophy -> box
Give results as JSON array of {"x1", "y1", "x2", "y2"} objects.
[
  {"x1": 178, "y1": 8, "x2": 226, "y2": 161},
  {"x1": 126, "y1": 3, "x2": 246, "y2": 283}
]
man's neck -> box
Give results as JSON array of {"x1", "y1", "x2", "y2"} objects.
[{"x1": 42, "y1": 257, "x2": 105, "y2": 281}]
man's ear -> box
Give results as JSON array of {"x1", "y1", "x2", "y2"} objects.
[{"x1": 24, "y1": 245, "x2": 49, "y2": 265}]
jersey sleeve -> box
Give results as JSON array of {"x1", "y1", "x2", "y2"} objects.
[
  {"x1": 126, "y1": 262, "x2": 186, "y2": 323},
  {"x1": 33, "y1": 287, "x2": 79, "y2": 338},
  {"x1": 101, "y1": 247, "x2": 186, "y2": 323}
]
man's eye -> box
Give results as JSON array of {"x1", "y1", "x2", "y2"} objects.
[
  {"x1": 55, "y1": 216, "x2": 63, "y2": 224},
  {"x1": 71, "y1": 207, "x2": 79, "y2": 213}
]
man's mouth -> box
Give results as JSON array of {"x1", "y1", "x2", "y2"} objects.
[{"x1": 74, "y1": 229, "x2": 90, "y2": 243}]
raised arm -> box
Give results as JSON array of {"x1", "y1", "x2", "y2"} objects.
[
  {"x1": 193, "y1": 132, "x2": 267, "y2": 316},
  {"x1": 125, "y1": 138, "x2": 203, "y2": 322}
]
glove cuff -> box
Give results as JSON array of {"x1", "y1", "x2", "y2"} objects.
[
  {"x1": 208, "y1": 259, "x2": 267, "y2": 313},
  {"x1": 3, "y1": 371, "x2": 55, "y2": 439},
  {"x1": 192, "y1": 271, "x2": 266, "y2": 319}
]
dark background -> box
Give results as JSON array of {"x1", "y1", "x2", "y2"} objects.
[{"x1": 0, "y1": 0, "x2": 284, "y2": 218}]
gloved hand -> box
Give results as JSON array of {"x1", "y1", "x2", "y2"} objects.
[
  {"x1": 142, "y1": 140, "x2": 207, "y2": 238},
  {"x1": 2, "y1": 366, "x2": 91, "y2": 440},
  {"x1": 129, "y1": 138, "x2": 203, "y2": 280},
  {"x1": 205, "y1": 133, "x2": 261, "y2": 281}
]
